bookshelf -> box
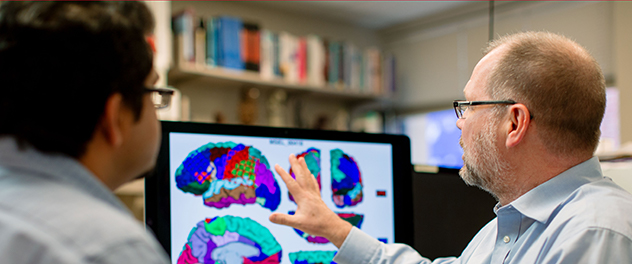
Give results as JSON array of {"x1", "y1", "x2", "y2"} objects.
[
  {"x1": 169, "y1": 62, "x2": 383, "y2": 102},
  {"x1": 161, "y1": 1, "x2": 392, "y2": 129}
]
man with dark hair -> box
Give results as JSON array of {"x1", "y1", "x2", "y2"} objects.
[
  {"x1": 0, "y1": 2, "x2": 170, "y2": 263},
  {"x1": 272, "y1": 32, "x2": 632, "y2": 263}
]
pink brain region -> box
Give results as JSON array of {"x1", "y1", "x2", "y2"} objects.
[
  {"x1": 330, "y1": 149, "x2": 363, "y2": 208},
  {"x1": 177, "y1": 216, "x2": 282, "y2": 264},
  {"x1": 175, "y1": 142, "x2": 281, "y2": 211}
]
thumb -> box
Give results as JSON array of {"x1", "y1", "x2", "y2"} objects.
[{"x1": 269, "y1": 212, "x2": 297, "y2": 228}]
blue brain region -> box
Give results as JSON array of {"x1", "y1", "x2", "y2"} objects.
[
  {"x1": 175, "y1": 142, "x2": 281, "y2": 211},
  {"x1": 177, "y1": 216, "x2": 282, "y2": 264},
  {"x1": 330, "y1": 149, "x2": 363, "y2": 208}
]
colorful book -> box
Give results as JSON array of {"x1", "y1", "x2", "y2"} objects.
[
  {"x1": 242, "y1": 22, "x2": 260, "y2": 72},
  {"x1": 217, "y1": 16, "x2": 244, "y2": 70}
]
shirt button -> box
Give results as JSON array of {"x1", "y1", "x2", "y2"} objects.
[{"x1": 503, "y1": 236, "x2": 511, "y2": 243}]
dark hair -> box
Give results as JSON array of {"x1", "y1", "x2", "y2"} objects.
[
  {"x1": 484, "y1": 32, "x2": 606, "y2": 156},
  {"x1": 0, "y1": 1, "x2": 154, "y2": 158}
]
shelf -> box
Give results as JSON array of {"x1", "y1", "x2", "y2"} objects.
[{"x1": 168, "y1": 62, "x2": 386, "y2": 101}]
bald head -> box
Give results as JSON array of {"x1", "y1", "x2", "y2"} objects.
[{"x1": 484, "y1": 32, "x2": 606, "y2": 157}]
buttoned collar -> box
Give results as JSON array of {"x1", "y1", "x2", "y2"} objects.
[{"x1": 496, "y1": 157, "x2": 602, "y2": 223}]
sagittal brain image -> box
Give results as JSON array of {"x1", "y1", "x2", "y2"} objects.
[
  {"x1": 289, "y1": 251, "x2": 337, "y2": 264},
  {"x1": 176, "y1": 142, "x2": 281, "y2": 211},
  {"x1": 289, "y1": 148, "x2": 321, "y2": 203},
  {"x1": 330, "y1": 149, "x2": 363, "y2": 208},
  {"x1": 177, "y1": 216, "x2": 282, "y2": 264}
]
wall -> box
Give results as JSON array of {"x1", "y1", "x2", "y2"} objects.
[
  {"x1": 614, "y1": 2, "x2": 632, "y2": 143},
  {"x1": 380, "y1": 2, "x2": 613, "y2": 114},
  {"x1": 168, "y1": 2, "x2": 382, "y2": 128}
]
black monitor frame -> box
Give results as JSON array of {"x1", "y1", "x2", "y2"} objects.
[{"x1": 145, "y1": 121, "x2": 414, "y2": 257}]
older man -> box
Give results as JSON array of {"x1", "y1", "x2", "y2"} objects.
[{"x1": 271, "y1": 32, "x2": 632, "y2": 263}]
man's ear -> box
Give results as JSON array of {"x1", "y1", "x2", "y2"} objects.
[
  {"x1": 98, "y1": 93, "x2": 126, "y2": 148},
  {"x1": 506, "y1": 104, "x2": 531, "y2": 148}
]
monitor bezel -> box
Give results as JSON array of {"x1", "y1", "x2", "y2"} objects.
[{"x1": 145, "y1": 121, "x2": 414, "y2": 257}]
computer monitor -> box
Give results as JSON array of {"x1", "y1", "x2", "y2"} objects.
[{"x1": 145, "y1": 121, "x2": 413, "y2": 264}]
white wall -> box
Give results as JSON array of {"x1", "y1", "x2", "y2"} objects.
[{"x1": 381, "y1": 1, "x2": 613, "y2": 113}]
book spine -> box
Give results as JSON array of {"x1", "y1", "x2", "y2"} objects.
[
  {"x1": 172, "y1": 10, "x2": 195, "y2": 63},
  {"x1": 272, "y1": 33, "x2": 281, "y2": 77},
  {"x1": 194, "y1": 18, "x2": 206, "y2": 66},
  {"x1": 219, "y1": 16, "x2": 244, "y2": 70},
  {"x1": 328, "y1": 41, "x2": 339, "y2": 86},
  {"x1": 307, "y1": 35, "x2": 325, "y2": 87},
  {"x1": 205, "y1": 17, "x2": 216, "y2": 67},
  {"x1": 243, "y1": 22, "x2": 260, "y2": 72},
  {"x1": 297, "y1": 37, "x2": 307, "y2": 84},
  {"x1": 260, "y1": 30, "x2": 273, "y2": 79}
]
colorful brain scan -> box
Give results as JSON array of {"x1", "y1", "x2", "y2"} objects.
[
  {"x1": 175, "y1": 142, "x2": 281, "y2": 211},
  {"x1": 330, "y1": 149, "x2": 363, "y2": 208},
  {"x1": 288, "y1": 211, "x2": 364, "y2": 244},
  {"x1": 177, "y1": 216, "x2": 282, "y2": 264},
  {"x1": 289, "y1": 251, "x2": 337, "y2": 264},
  {"x1": 289, "y1": 148, "x2": 321, "y2": 203}
]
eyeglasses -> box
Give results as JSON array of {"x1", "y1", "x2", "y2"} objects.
[
  {"x1": 145, "y1": 87, "x2": 174, "y2": 110},
  {"x1": 453, "y1": 100, "x2": 517, "y2": 119}
]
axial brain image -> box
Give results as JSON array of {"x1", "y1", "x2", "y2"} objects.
[
  {"x1": 330, "y1": 149, "x2": 363, "y2": 208},
  {"x1": 175, "y1": 142, "x2": 281, "y2": 211},
  {"x1": 289, "y1": 148, "x2": 321, "y2": 203},
  {"x1": 289, "y1": 251, "x2": 337, "y2": 264},
  {"x1": 177, "y1": 216, "x2": 282, "y2": 264}
]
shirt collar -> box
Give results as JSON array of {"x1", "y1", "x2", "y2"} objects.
[
  {"x1": 0, "y1": 137, "x2": 129, "y2": 213},
  {"x1": 506, "y1": 156, "x2": 602, "y2": 223}
]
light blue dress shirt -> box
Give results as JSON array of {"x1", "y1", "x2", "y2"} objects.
[
  {"x1": 0, "y1": 138, "x2": 169, "y2": 264},
  {"x1": 334, "y1": 157, "x2": 632, "y2": 264}
]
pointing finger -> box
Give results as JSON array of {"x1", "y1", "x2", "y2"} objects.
[{"x1": 275, "y1": 164, "x2": 301, "y2": 196}]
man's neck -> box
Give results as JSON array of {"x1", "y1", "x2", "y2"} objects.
[{"x1": 496, "y1": 152, "x2": 592, "y2": 206}]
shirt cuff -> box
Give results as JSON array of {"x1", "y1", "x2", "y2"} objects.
[{"x1": 333, "y1": 226, "x2": 383, "y2": 264}]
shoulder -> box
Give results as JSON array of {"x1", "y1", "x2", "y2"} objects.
[
  {"x1": 0, "y1": 172, "x2": 167, "y2": 263},
  {"x1": 551, "y1": 177, "x2": 632, "y2": 241}
]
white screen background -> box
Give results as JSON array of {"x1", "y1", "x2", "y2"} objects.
[{"x1": 169, "y1": 132, "x2": 394, "y2": 264}]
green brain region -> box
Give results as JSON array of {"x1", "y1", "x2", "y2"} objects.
[
  {"x1": 177, "y1": 216, "x2": 282, "y2": 264},
  {"x1": 289, "y1": 251, "x2": 337, "y2": 264},
  {"x1": 330, "y1": 149, "x2": 363, "y2": 208},
  {"x1": 176, "y1": 142, "x2": 281, "y2": 211}
]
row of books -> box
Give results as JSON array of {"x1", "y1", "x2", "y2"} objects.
[{"x1": 173, "y1": 10, "x2": 395, "y2": 96}]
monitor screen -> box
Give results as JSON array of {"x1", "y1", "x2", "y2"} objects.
[
  {"x1": 145, "y1": 121, "x2": 413, "y2": 264},
  {"x1": 402, "y1": 109, "x2": 463, "y2": 169}
]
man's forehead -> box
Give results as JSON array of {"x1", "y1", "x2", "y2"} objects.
[{"x1": 463, "y1": 45, "x2": 509, "y2": 99}]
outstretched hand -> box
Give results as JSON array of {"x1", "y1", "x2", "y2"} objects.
[{"x1": 269, "y1": 154, "x2": 352, "y2": 248}]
